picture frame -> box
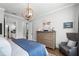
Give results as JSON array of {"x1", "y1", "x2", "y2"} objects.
[{"x1": 64, "y1": 22, "x2": 73, "y2": 28}]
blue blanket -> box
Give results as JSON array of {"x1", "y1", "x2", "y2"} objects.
[{"x1": 12, "y1": 39, "x2": 47, "y2": 56}]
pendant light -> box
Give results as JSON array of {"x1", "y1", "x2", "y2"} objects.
[{"x1": 23, "y1": 3, "x2": 33, "y2": 21}]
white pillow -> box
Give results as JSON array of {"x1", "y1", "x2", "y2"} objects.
[
  {"x1": 67, "y1": 40, "x2": 76, "y2": 47},
  {"x1": 0, "y1": 37, "x2": 11, "y2": 56}
]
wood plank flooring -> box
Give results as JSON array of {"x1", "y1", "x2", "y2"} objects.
[{"x1": 47, "y1": 48, "x2": 64, "y2": 56}]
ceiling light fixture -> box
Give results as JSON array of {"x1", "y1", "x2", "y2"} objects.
[{"x1": 23, "y1": 3, "x2": 33, "y2": 21}]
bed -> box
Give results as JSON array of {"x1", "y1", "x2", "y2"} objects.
[
  {"x1": 0, "y1": 37, "x2": 48, "y2": 56},
  {"x1": 8, "y1": 39, "x2": 29, "y2": 56}
]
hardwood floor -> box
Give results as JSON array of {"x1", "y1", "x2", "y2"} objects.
[{"x1": 47, "y1": 47, "x2": 64, "y2": 56}]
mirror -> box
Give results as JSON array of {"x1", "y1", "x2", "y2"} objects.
[{"x1": 5, "y1": 21, "x2": 16, "y2": 39}]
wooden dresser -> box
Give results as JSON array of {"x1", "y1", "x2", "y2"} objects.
[{"x1": 37, "y1": 31, "x2": 56, "y2": 49}]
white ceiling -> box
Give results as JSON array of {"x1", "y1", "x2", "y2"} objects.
[{"x1": 0, "y1": 3, "x2": 76, "y2": 19}]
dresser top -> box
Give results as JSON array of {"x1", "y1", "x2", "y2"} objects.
[{"x1": 37, "y1": 30, "x2": 56, "y2": 33}]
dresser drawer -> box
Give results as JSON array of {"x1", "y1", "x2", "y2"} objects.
[
  {"x1": 37, "y1": 31, "x2": 56, "y2": 49},
  {"x1": 44, "y1": 40, "x2": 55, "y2": 49}
]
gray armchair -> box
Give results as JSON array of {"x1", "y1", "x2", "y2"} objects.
[
  {"x1": 59, "y1": 33, "x2": 79, "y2": 56},
  {"x1": 59, "y1": 42, "x2": 77, "y2": 56}
]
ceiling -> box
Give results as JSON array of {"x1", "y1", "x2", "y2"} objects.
[{"x1": 0, "y1": 3, "x2": 76, "y2": 19}]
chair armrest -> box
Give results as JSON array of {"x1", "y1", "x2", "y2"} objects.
[
  {"x1": 68, "y1": 47, "x2": 77, "y2": 56},
  {"x1": 59, "y1": 42, "x2": 67, "y2": 46}
]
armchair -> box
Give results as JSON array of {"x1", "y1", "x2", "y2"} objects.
[
  {"x1": 59, "y1": 42, "x2": 77, "y2": 56},
  {"x1": 59, "y1": 33, "x2": 79, "y2": 56}
]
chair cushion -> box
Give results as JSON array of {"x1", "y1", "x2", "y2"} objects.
[{"x1": 67, "y1": 40, "x2": 76, "y2": 47}]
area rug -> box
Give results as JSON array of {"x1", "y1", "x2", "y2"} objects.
[{"x1": 48, "y1": 53, "x2": 56, "y2": 56}]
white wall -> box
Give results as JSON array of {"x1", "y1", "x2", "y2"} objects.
[{"x1": 32, "y1": 5, "x2": 79, "y2": 48}]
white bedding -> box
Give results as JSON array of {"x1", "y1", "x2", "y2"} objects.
[{"x1": 0, "y1": 37, "x2": 11, "y2": 56}]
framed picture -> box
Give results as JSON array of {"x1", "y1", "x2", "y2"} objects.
[{"x1": 64, "y1": 22, "x2": 73, "y2": 28}]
